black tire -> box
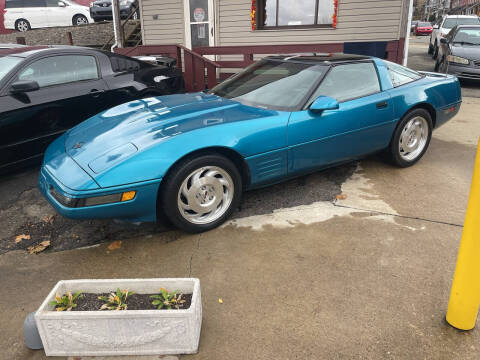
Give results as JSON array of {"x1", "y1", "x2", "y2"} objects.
[
  {"x1": 73, "y1": 14, "x2": 88, "y2": 26},
  {"x1": 432, "y1": 41, "x2": 439, "y2": 59},
  {"x1": 428, "y1": 39, "x2": 434, "y2": 54},
  {"x1": 160, "y1": 153, "x2": 243, "y2": 233},
  {"x1": 388, "y1": 108, "x2": 433, "y2": 168},
  {"x1": 434, "y1": 57, "x2": 440, "y2": 72},
  {"x1": 15, "y1": 19, "x2": 30, "y2": 32}
]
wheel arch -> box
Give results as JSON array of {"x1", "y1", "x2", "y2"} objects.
[{"x1": 389, "y1": 102, "x2": 436, "y2": 146}]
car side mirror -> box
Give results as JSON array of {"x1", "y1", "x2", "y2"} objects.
[
  {"x1": 9, "y1": 80, "x2": 39, "y2": 94},
  {"x1": 309, "y1": 96, "x2": 339, "y2": 113},
  {"x1": 440, "y1": 38, "x2": 447, "y2": 44},
  {"x1": 433, "y1": 24, "x2": 439, "y2": 29},
  {"x1": 58, "y1": 1, "x2": 66, "y2": 6}
]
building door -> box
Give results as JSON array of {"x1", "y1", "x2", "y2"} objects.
[{"x1": 184, "y1": 0, "x2": 215, "y2": 49}]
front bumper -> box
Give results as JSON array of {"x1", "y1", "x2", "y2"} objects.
[
  {"x1": 39, "y1": 167, "x2": 161, "y2": 223},
  {"x1": 446, "y1": 63, "x2": 480, "y2": 80}
]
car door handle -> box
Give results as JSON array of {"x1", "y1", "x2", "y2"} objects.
[
  {"x1": 376, "y1": 101, "x2": 388, "y2": 109},
  {"x1": 90, "y1": 89, "x2": 105, "y2": 97}
]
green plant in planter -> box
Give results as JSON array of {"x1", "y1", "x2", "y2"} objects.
[
  {"x1": 151, "y1": 288, "x2": 186, "y2": 309},
  {"x1": 49, "y1": 291, "x2": 82, "y2": 311},
  {"x1": 99, "y1": 288, "x2": 133, "y2": 310}
]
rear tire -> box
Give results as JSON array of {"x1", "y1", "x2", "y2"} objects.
[
  {"x1": 15, "y1": 19, "x2": 30, "y2": 32},
  {"x1": 73, "y1": 14, "x2": 88, "y2": 26},
  {"x1": 388, "y1": 109, "x2": 432, "y2": 168},
  {"x1": 428, "y1": 39, "x2": 434, "y2": 54},
  {"x1": 160, "y1": 154, "x2": 242, "y2": 233}
]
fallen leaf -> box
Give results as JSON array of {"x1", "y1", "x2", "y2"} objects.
[
  {"x1": 107, "y1": 240, "x2": 122, "y2": 251},
  {"x1": 27, "y1": 240, "x2": 51, "y2": 254},
  {"x1": 14, "y1": 234, "x2": 30, "y2": 243},
  {"x1": 43, "y1": 215, "x2": 54, "y2": 224},
  {"x1": 218, "y1": 298, "x2": 223, "y2": 304},
  {"x1": 335, "y1": 193, "x2": 347, "y2": 200}
]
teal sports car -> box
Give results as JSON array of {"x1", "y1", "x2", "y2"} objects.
[{"x1": 39, "y1": 54, "x2": 462, "y2": 232}]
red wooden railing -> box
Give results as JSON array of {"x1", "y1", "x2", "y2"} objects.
[{"x1": 116, "y1": 39, "x2": 404, "y2": 93}]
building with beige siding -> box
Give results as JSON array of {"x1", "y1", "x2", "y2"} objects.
[{"x1": 139, "y1": 0, "x2": 411, "y2": 60}]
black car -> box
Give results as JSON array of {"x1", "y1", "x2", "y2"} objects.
[
  {"x1": 89, "y1": 0, "x2": 139, "y2": 22},
  {"x1": 0, "y1": 46, "x2": 184, "y2": 172},
  {"x1": 436, "y1": 25, "x2": 480, "y2": 80}
]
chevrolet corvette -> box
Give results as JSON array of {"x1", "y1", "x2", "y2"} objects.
[{"x1": 39, "y1": 54, "x2": 462, "y2": 232}]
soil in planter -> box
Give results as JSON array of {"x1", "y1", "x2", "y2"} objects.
[{"x1": 69, "y1": 293, "x2": 192, "y2": 311}]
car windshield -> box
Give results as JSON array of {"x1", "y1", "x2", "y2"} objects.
[
  {"x1": 0, "y1": 56, "x2": 22, "y2": 81},
  {"x1": 209, "y1": 59, "x2": 328, "y2": 111},
  {"x1": 443, "y1": 17, "x2": 480, "y2": 29},
  {"x1": 453, "y1": 28, "x2": 480, "y2": 45},
  {"x1": 418, "y1": 22, "x2": 431, "y2": 27}
]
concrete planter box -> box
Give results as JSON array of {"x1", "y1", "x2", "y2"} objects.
[{"x1": 35, "y1": 278, "x2": 202, "y2": 357}]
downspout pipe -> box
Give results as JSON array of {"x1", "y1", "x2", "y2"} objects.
[
  {"x1": 111, "y1": 0, "x2": 122, "y2": 52},
  {"x1": 403, "y1": 0, "x2": 414, "y2": 65}
]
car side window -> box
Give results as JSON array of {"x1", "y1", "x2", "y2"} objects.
[
  {"x1": 17, "y1": 55, "x2": 99, "y2": 88},
  {"x1": 23, "y1": 0, "x2": 47, "y2": 6},
  {"x1": 46, "y1": 0, "x2": 60, "y2": 6},
  {"x1": 384, "y1": 60, "x2": 422, "y2": 88},
  {"x1": 308, "y1": 62, "x2": 380, "y2": 104}
]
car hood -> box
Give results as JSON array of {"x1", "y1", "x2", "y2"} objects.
[
  {"x1": 451, "y1": 44, "x2": 480, "y2": 59},
  {"x1": 64, "y1": 92, "x2": 268, "y2": 178}
]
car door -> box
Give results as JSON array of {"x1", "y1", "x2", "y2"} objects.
[
  {"x1": 0, "y1": 53, "x2": 109, "y2": 169},
  {"x1": 22, "y1": 0, "x2": 49, "y2": 28},
  {"x1": 45, "y1": 0, "x2": 70, "y2": 27},
  {"x1": 287, "y1": 61, "x2": 394, "y2": 174}
]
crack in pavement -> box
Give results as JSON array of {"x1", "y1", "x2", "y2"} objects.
[
  {"x1": 188, "y1": 234, "x2": 202, "y2": 277},
  {"x1": 332, "y1": 201, "x2": 463, "y2": 228}
]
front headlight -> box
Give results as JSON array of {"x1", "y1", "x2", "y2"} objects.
[{"x1": 447, "y1": 55, "x2": 470, "y2": 65}]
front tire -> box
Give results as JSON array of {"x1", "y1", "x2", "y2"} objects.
[
  {"x1": 433, "y1": 40, "x2": 439, "y2": 59},
  {"x1": 428, "y1": 38, "x2": 434, "y2": 54},
  {"x1": 15, "y1": 19, "x2": 30, "y2": 32},
  {"x1": 388, "y1": 109, "x2": 432, "y2": 168},
  {"x1": 161, "y1": 154, "x2": 242, "y2": 233}
]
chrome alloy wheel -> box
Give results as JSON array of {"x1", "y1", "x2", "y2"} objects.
[
  {"x1": 398, "y1": 116, "x2": 429, "y2": 161},
  {"x1": 177, "y1": 166, "x2": 234, "y2": 225},
  {"x1": 17, "y1": 20, "x2": 29, "y2": 32}
]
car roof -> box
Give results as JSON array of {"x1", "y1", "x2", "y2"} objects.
[
  {"x1": 0, "y1": 45, "x2": 99, "y2": 58},
  {"x1": 266, "y1": 53, "x2": 372, "y2": 64}
]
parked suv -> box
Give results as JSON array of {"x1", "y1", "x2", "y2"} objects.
[
  {"x1": 429, "y1": 15, "x2": 480, "y2": 59},
  {"x1": 4, "y1": 0, "x2": 93, "y2": 32},
  {"x1": 89, "y1": 0, "x2": 139, "y2": 22}
]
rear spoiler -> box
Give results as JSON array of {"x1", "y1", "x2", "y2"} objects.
[{"x1": 418, "y1": 71, "x2": 449, "y2": 78}]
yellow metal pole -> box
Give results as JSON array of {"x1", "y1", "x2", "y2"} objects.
[{"x1": 446, "y1": 142, "x2": 480, "y2": 330}]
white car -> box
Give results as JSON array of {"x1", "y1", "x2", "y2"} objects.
[
  {"x1": 428, "y1": 15, "x2": 480, "y2": 59},
  {"x1": 4, "y1": 0, "x2": 93, "y2": 32}
]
